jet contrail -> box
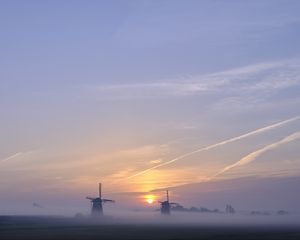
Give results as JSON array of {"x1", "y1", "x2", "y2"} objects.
[
  {"x1": 126, "y1": 116, "x2": 300, "y2": 179},
  {"x1": 213, "y1": 131, "x2": 300, "y2": 178},
  {"x1": 0, "y1": 150, "x2": 38, "y2": 164}
]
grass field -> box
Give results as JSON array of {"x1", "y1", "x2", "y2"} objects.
[{"x1": 1, "y1": 216, "x2": 300, "y2": 240}]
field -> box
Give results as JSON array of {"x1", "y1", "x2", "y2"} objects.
[{"x1": 1, "y1": 216, "x2": 300, "y2": 240}]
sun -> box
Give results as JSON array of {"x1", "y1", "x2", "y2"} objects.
[
  {"x1": 144, "y1": 194, "x2": 155, "y2": 204},
  {"x1": 146, "y1": 198, "x2": 154, "y2": 204}
]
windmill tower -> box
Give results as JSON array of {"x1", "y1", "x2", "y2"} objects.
[
  {"x1": 159, "y1": 190, "x2": 178, "y2": 215},
  {"x1": 86, "y1": 183, "x2": 115, "y2": 216}
]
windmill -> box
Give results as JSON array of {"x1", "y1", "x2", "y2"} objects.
[
  {"x1": 86, "y1": 183, "x2": 115, "y2": 216},
  {"x1": 159, "y1": 190, "x2": 178, "y2": 215}
]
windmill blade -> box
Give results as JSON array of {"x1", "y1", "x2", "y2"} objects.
[
  {"x1": 166, "y1": 190, "x2": 169, "y2": 202},
  {"x1": 99, "y1": 183, "x2": 102, "y2": 198},
  {"x1": 86, "y1": 197, "x2": 95, "y2": 200},
  {"x1": 103, "y1": 199, "x2": 115, "y2": 203}
]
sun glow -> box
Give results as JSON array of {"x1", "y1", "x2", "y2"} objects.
[
  {"x1": 144, "y1": 194, "x2": 155, "y2": 204},
  {"x1": 146, "y1": 198, "x2": 154, "y2": 204}
]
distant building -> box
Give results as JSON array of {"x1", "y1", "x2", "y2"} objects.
[
  {"x1": 225, "y1": 204, "x2": 235, "y2": 214},
  {"x1": 277, "y1": 210, "x2": 288, "y2": 215}
]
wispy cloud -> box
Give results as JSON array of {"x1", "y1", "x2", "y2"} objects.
[
  {"x1": 149, "y1": 159, "x2": 162, "y2": 165},
  {"x1": 213, "y1": 131, "x2": 300, "y2": 178},
  {"x1": 125, "y1": 116, "x2": 300, "y2": 179},
  {"x1": 83, "y1": 59, "x2": 300, "y2": 100}
]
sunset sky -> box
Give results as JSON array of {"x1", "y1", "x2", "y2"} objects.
[{"x1": 1, "y1": 0, "x2": 300, "y2": 214}]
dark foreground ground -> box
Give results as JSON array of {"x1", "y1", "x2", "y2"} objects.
[{"x1": 1, "y1": 216, "x2": 300, "y2": 240}]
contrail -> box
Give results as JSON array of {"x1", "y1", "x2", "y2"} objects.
[
  {"x1": 213, "y1": 131, "x2": 300, "y2": 178},
  {"x1": 126, "y1": 116, "x2": 300, "y2": 179},
  {"x1": 0, "y1": 150, "x2": 38, "y2": 164}
]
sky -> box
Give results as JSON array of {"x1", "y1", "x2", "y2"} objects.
[{"x1": 0, "y1": 0, "x2": 300, "y2": 215}]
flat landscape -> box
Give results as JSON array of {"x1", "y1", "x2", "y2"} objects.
[{"x1": 1, "y1": 216, "x2": 300, "y2": 240}]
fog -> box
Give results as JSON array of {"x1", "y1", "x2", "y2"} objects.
[
  {"x1": 1, "y1": 176, "x2": 299, "y2": 220},
  {"x1": 2, "y1": 176, "x2": 300, "y2": 239},
  {"x1": 2, "y1": 206, "x2": 300, "y2": 228}
]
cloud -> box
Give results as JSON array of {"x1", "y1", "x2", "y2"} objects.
[
  {"x1": 149, "y1": 159, "x2": 162, "y2": 164},
  {"x1": 125, "y1": 116, "x2": 300, "y2": 179},
  {"x1": 83, "y1": 59, "x2": 300, "y2": 100},
  {"x1": 118, "y1": 145, "x2": 169, "y2": 158},
  {"x1": 83, "y1": 82, "x2": 209, "y2": 99},
  {"x1": 213, "y1": 131, "x2": 300, "y2": 178}
]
